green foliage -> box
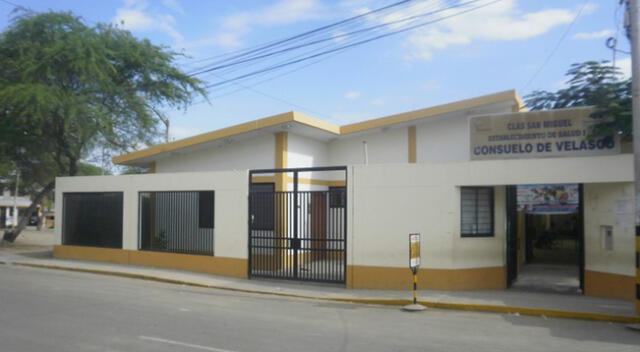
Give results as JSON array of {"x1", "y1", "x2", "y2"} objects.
[
  {"x1": 120, "y1": 166, "x2": 149, "y2": 175},
  {"x1": 0, "y1": 10, "x2": 206, "y2": 241},
  {"x1": 0, "y1": 10, "x2": 205, "y2": 178},
  {"x1": 525, "y1": 61, "x2": 631, "y2": 140},
  {"x1": 78, "y1": 162, "x2": 109, "y2": 176}
]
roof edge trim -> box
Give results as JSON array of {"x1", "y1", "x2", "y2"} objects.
[{"x1": 114, "y1": 89, "x2": 522, "y2": 165}]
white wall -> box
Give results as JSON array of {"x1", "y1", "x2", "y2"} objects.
[
  {"x1": 348, "y1": 154, "x2": 633, "y2": 271},
  {"x1": 349, "y1": 164, "x2": 505, "y2": 269},
  {"x1": 155, "y1": 134, "x2": 275, "y2": 173},
  {"x1": 56, "y1": 154, "x2": 634, "y2": 278},
  {"x1": 287, "y1": 133, "x2": 329, "y2": 168},
  {"x1": 416, "y1": 114, "x2": 470, "y2": 162},
  {"x1": 55, "y1": 171, "x2": 248, "y2": 259},
  {"x1": 584, "y1": 182, "x2": 635, "y2": 277},
  {"x1": 416, "y1": 102, "x2": 514, "y2": 163},
  {"x1": 287, "y1": 133, "x2": 332, "y2": 185},
  {"x1": 329, "y1": 127, "x2": 408, "y2": 166}
]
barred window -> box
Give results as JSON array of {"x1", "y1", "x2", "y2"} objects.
[
  {"x1": 63, "y1": 192, "x2": 123, "y2": 248},
  {"x1": 461, "y1": 187, "x2": 494, "y2": 237},
  {"x1": 139, "y1": 190, "x2": 214, "y2": 255}
]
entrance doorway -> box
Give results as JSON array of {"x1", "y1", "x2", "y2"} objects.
[
  {"x1": 248, "y1": 166, "x2": 347, "y2": 284},
  {"x1": 506, "y1": 184, "x2": 584, "y2": 294}
]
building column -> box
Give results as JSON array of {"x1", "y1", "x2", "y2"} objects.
[{"x1": 408, "y1": 126, "x2": 416, "y2": 163}]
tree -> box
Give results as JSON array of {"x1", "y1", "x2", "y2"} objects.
[
  {"x1": 0, "y1": 10, "x2": 206, "y2": 242},
  {"x1": 525, "y1": 61, "x2": 631, "y2": 139}
]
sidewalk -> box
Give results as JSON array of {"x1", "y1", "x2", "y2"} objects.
[{"x1": 1, "y1": 251, "x2": 637, "y2": 324}]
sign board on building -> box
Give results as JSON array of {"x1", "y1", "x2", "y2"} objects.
[
  {"x1": 517, "y1": 184, "x2": 579, "y2": 214},
  {"x1": 409, "y1": 233, "x2": 420, "y2": 269},
  {"x1": 469, "y1": 108, "x2": 620, "y2": 160}
]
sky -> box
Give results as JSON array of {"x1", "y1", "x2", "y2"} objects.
[{"x1": 0, "y1": 0, "x2": 631, "y2": 142}]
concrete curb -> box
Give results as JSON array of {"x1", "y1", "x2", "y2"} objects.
[{"x1": 11, "y1": 262, "x2": 640, "y2": 324}]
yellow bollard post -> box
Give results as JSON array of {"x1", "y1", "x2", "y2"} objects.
[{"x1": 404, "y1": 233, "x2": 426, "y2": 312}]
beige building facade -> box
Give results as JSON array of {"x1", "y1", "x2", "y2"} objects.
[{"x1": 53, "y1": 90, "x2": 638, "y2": 307}]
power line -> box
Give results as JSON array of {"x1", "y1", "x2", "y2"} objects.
[
  {"x1": 203, "y1": 0, "x2": 501, "y2": 90},
  {"x1": 195, "y1": 66, "x2": 344, "y2": 124},
  {"x1": 200, "y1": 0, "x2": 482, "y2": 88},
  {"x1": 522, "y1": 0, "x2": 590, "y2": 90},
  {"x1": 185, "y1": 0, "x2": 417, "y2": 73},
  {"x1": 191, "y1": 0, "x2": 454, "y2": 78},
  {"x1": 195, "y1": 1, "x2": 443, "y2": 85},
  {"x1": 190, "y1": 0, "x2": 457, "y2": 76}
]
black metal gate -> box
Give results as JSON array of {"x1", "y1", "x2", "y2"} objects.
[{"x1": 248, "y1": 166, "x2": 347, "y2": 284}]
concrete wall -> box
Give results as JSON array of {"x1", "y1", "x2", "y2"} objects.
[
  {"x1": 55, "y1": 153, "x2": 635, "y2": 295},
  {"x1": 347, "y1": 154, "x2": 633, "y2": 278},
  {"x1": 150, "y1": 101, "x2": 513, "y2": 176},
  {"x1": 55, "y1": 171, "x2": 248, "y2": 259},
  {"x1": 155, "y1": 134, "x2": 274, "y2": 173},
  {"x1": 287, "y1": 133, "x2": 331, "y2": 187},
  {"x1": 584, "y1": 182, "x2": 635, "y2": 277},
  {"x1": 329, "y1": 127, "x2": 408, "y2": 166},
  {"x1": 287, "y1": 133, "x2": 329, "y2": 168},
  {"x1": 583, "y1": 182, "x2": 636, "y2": 300},
  {"x1": 416, "y1": 101, "x2": 514, "y2": 163},
  {"x1": 349, "y1": 164, "x2": 507, "y2": 271}
]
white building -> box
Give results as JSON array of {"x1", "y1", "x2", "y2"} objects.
[
  {"x1": 53, "y1": 90, "x2": 638, "y2": 308},
  {"x1": 0, "y1": 189, "x2": 31, "y2": 228}
]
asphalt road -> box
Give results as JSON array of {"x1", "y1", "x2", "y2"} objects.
[{"x1": 0, "y1": 264, "x2": 638, "y2": 352}]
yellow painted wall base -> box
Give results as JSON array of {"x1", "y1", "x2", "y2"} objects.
[
  {"x1": 53, "y1": 245, "x2": 247, "y2": 278},
  {"x1": 347, "y1": 265, "x2": 506, "y2": 290},
  {"x1": 584, "y1": 270, "x2": 635, "y2": 301}
]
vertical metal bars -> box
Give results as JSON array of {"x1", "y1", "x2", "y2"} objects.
[
  {"x1": 138, "y1": 191, "x2": 214, "y2": 255},
  {"x1": 248, "y1": 166, "x2": 347, "y2": 284},
  {"x1": 62, "y1": 192, "x2": 123, "y2": 248}
]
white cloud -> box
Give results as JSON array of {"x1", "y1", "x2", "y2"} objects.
[
  {"x1": 113, "y1": 0, "x2": 183, "y2": 42},
  {"x1": 208, "y1": 0, "x2": 325, "y2": 48},
  {"x1": 366, "y1": 0, "x2": 577, "y2": 60},
  {"x1": 345, "y1": 91, "x2": 362, "y2": 99},
  {"x1": 573, "y1": 29, "x2": 614, "y2": 40},
  {"x1": 615, "y1": 57, "x2": 631, "y2": 80}
]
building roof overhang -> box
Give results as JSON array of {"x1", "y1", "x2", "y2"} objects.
[{"x1": 114, "y1": 89, "x2": 524, "y2": 166}]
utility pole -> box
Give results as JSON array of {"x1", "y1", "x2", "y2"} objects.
[
  {"x1": 12, "y1": 170, "x2": 19, "y2": 227},
  {"x1": 625, "y1": 0, "x2": 640, "y2": 317}
]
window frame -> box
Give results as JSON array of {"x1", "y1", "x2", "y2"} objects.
[
  {"x1": 460, "y1": 186, "x2": 495, "y2": 238},
  {"x1": 329, "y1": 186, "x2": 346, "y2": 209}
]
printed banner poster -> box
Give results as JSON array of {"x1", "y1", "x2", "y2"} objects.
[
  {"x1": 469, "y1": 108, "x2": 620, "y2": 160},
  {"x1": 517, "y1": 184, "x2": 579, "y2": 214}
]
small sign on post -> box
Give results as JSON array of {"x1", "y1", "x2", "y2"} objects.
[
  {"x1": 403, "y1": 233, "x2": 426, "y2": 312},
  {"x1": 409, "y1": 233, "x2": 421, "y2": 270}
]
